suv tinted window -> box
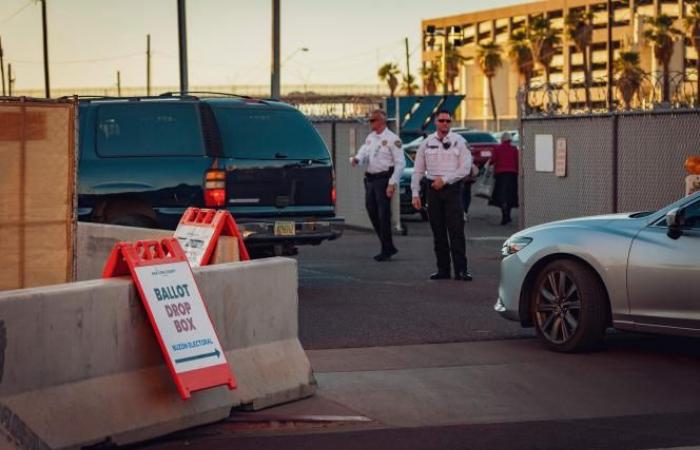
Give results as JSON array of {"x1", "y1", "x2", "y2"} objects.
[
  {"x1": 212, "y1": 106, "x2": 329, "y2": 160},
  {"x1": 96, "y1": 102, "x2": 205, "y2": 157},
  {"x1": 459, "y1": 132, "x2": 498, "y2": 144}
]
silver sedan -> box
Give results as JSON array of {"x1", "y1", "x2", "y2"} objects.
[{"x1": 495, "y1": 191, "x2": 700, "y2": 352}]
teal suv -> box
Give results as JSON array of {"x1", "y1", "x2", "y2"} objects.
[{"x1": 77, "y1": 94, "x2": 344, "y2": 254}]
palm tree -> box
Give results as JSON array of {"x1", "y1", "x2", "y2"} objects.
[
  {"x1": 476, "y1": 41, "x2": 503, "y2": 123},
  {"x1": 400, "y1": 73, "x2": 419, "y2": 96},
  {"x1": 529, "y1": 16, "x2": 561, "y2": 86},
  {"x1": 615, "y1": 50, "x2": 644, "y2": 109},
  {"x1": 643, "y1": 14, "x2": 682, "y2": 103},
  {"x1": 444, "y1": 43, "x2": 465, "y2": 93},
  {"x1": 685, "y1": 0, "x2": 700, "y2": 105},
  {"x1": 420, "y1": 64, "x2": 441, "y2": 95},
  {"x1": 565, "y1": 9, "x2": 594, "y2": 109},
  {"x1": 508, "y1": 29, "x2": 534, "y2": 85},
  {"x1": 378, "y1": 63, "x2": 400, "y2": 97},
  {"x1": 508, "y1": 29, "x2": 534, "y2": 114}
]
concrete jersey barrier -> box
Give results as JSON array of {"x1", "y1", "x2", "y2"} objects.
[{"x1": 0, "y1": 257, "x2": 314, "y2": 449}]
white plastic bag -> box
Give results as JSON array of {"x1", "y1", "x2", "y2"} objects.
[{"x1": 475, "y1": 162, "x2": 495, "y2": 199}]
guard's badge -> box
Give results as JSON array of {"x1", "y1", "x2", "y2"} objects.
[
  {"x1": 381, "y1": 140, "x2": 388, "y2": 146},
  {"x1": 394, "y1": 140, "x2": 402, "y2": 148}
]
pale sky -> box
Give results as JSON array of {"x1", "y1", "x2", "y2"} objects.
[{"x1": 0, "y1": 0, "x2": 532, "y2": 90}]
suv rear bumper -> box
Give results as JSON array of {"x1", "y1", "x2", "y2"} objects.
[{"x1": 236, "y1": 217, "x2": 344, "y2": 246}]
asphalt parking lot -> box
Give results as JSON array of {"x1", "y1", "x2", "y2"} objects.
[
  {"x1": 296, "y1": 199, "x2": 533, "y2": 349},
  {"x1": 140, "y1": 199, "x2": 700, "y2": 450}
]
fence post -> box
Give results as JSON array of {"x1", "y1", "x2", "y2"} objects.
[{"x1": 611, "y1": 113, "x2": 619, "y2": 213}]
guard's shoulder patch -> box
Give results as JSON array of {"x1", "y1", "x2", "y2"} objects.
[{"x1": 394, "y1": 140, "x2": 402, "y2": 148}]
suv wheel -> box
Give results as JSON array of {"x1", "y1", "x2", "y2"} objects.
[{"x1": 530, "y1": 259, "x2": 608, "y2": 353}]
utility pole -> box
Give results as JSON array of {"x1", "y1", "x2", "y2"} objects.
[
  {"x1": 404, "y1": 37, "x2": 412, "y2": 95},
  {"x1": 607, "y1": 0, "x2": 614, "y2": 110},
  {"x1": 147, "y1": 34, "x2": 152, "y2": 96},
  {"x1": 117, "y1": 70, "x2": 121, "y2": 96},
  {"x1": 40, "y1": 0, "x2": 50, "y2": 98},
  {"x1": 177, "y1": 0, "x2": 188, "y2": 93},
  {"x1": 271, "y1": 0, "x2": 281, "y2": 99},
  {"x1": 8, "y1": 63, "x2": 13, "y2": 96},
  {"x1": 0, "y1": 36, "x2": 5, "y2": 96}
]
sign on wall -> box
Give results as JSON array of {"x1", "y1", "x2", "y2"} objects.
[
  {"x1": 555, "y1": 138, "x2": 567, "y2": 177},
  {"x1": 535, "y1": 134, "x2": 554, "y2": 172}
]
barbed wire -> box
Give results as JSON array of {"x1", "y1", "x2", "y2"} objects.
[{"x1": 519, "y1": 70, "x2": 700, "y2": 116}]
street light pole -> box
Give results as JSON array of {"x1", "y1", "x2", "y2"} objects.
[
  {"x1": 177, "y1": 0, "x2": 188, "y2": 93},
  {"x1": 271, "y1": 0, "x2": 281, "y2": 99},
  {"x1": 40, "y1": 0, "x2": 50, "y2": 98},
  {"x1": 147, "y1": 34, "x2": 151, "y2": 96}
]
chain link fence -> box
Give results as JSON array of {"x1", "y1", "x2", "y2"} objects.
[{"x1": 521, "y1": 109, "x2": 700, "y2": 227}]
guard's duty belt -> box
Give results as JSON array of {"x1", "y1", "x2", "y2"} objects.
[{"x1": 365, "y1": 167, "x2": 394, "y2": 181}]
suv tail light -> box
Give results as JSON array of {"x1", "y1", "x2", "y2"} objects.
[{"x1": 204, "y1": 169, "x2": 226, "y2": 207}]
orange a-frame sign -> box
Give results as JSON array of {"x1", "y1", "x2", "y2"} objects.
[
  {"x1": 174, "y1": 207, "x2": 250, "y2": 267},
  {"x1": 102, "y1": 238, "x2": 237, "y2": 400}
]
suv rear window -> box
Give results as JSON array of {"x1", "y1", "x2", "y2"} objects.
[
  {"x1": 211, "y1": 106, "x2": 329, "y2": 160},
  {"x1": 96, "y1": 102, "x2": 205, "y2": 157},
  {"x1": 459, "y1": 132, "x2": 498, "y2": 144}
]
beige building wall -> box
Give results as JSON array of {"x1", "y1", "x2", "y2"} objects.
[{"x1": 423, "y1": 0, "x2": 698, "y2": 128}]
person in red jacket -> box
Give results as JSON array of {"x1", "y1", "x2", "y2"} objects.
[{"x1": 488, "y1": 132, "x2": 519, "y2": 225}]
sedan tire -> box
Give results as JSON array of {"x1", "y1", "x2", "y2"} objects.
[{"x1": 531, "y1": 259, "x2": 608, "y2": 352}]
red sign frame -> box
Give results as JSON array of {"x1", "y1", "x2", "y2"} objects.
[
  {"x1": 103, "y1": 238, "x2": 236, "y2": 400},
  {"x1": 174, "y1": 207, "x2": 250, "y2": 267}
]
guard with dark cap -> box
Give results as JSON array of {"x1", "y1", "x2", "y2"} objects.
[
  {"x1": 411, "y1": 109, "x2": 473, "y2": 281},
  {"x1": 350, "y1": 109, "x2": 405, "y2": 261}
]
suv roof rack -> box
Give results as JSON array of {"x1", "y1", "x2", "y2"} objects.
[
  {"x1": 159, "y1": 91, "x2": 254, "y2": 99},
  {"x1": 69, "y1": 94, "x2": 200, "y2": 103}
]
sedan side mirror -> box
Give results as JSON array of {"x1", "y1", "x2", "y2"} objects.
[{"x1": 666, "y1": 207, "x2": 685, "y2": 240}]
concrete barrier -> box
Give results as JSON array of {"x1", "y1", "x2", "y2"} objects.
[
  {"x1": 76, "y1": 222, "x2": 239, "y2": 281},
  {"x1": 0, "y1": 257, "x2": 314, "y2": 449}
]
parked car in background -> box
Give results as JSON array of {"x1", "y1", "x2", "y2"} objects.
[
  {"x1": 496, "y1": 191, "x2": 700, "y2": 352},
  {"x1": 77, "y1": 93, "x2": 343, "y2": 256},
  {"x1": 453, "y1": 129, "x2": 499, "y2": 167}
]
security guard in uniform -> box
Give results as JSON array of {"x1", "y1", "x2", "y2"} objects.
[
  {"x1": 350, "y1": 109, "x2": 405, "y2": 261},
  {"x1": 411, "y1": 110, "x2": 473, "y2": 280}
]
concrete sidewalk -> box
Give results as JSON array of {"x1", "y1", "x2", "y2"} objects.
[{"x1": 215, "y1": 336, "x2": 700, "y2": 432}]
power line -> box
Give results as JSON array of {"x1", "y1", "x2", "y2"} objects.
[
  {"x1": 0, "y1": 1, "x2": 32, "y2": 25},
  {"x1": 7, "y1": 51, "x2": 144, "y2": 65}
]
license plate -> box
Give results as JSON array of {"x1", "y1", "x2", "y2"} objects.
[
  {"x1": 274, "y1": 221, "x2": 296, "y2": 236},
  {"x1": 480, "y1": 151, "x2": 492, "y2": 157}
]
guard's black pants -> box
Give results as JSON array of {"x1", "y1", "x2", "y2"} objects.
[
  {"x1": 365, "y1": 176, "x2": 396, "y2": 255},
  {"x1": 427, "y1": 181, "x2": 467, "y2": 275}
]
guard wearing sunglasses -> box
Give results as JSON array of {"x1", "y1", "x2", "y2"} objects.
[
  {"x1": 411, "y1": 110, "x2": 473, "y2": 281},
  {"x1": 350, "y1": 109, "x2": 405, "y2": 261}
]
